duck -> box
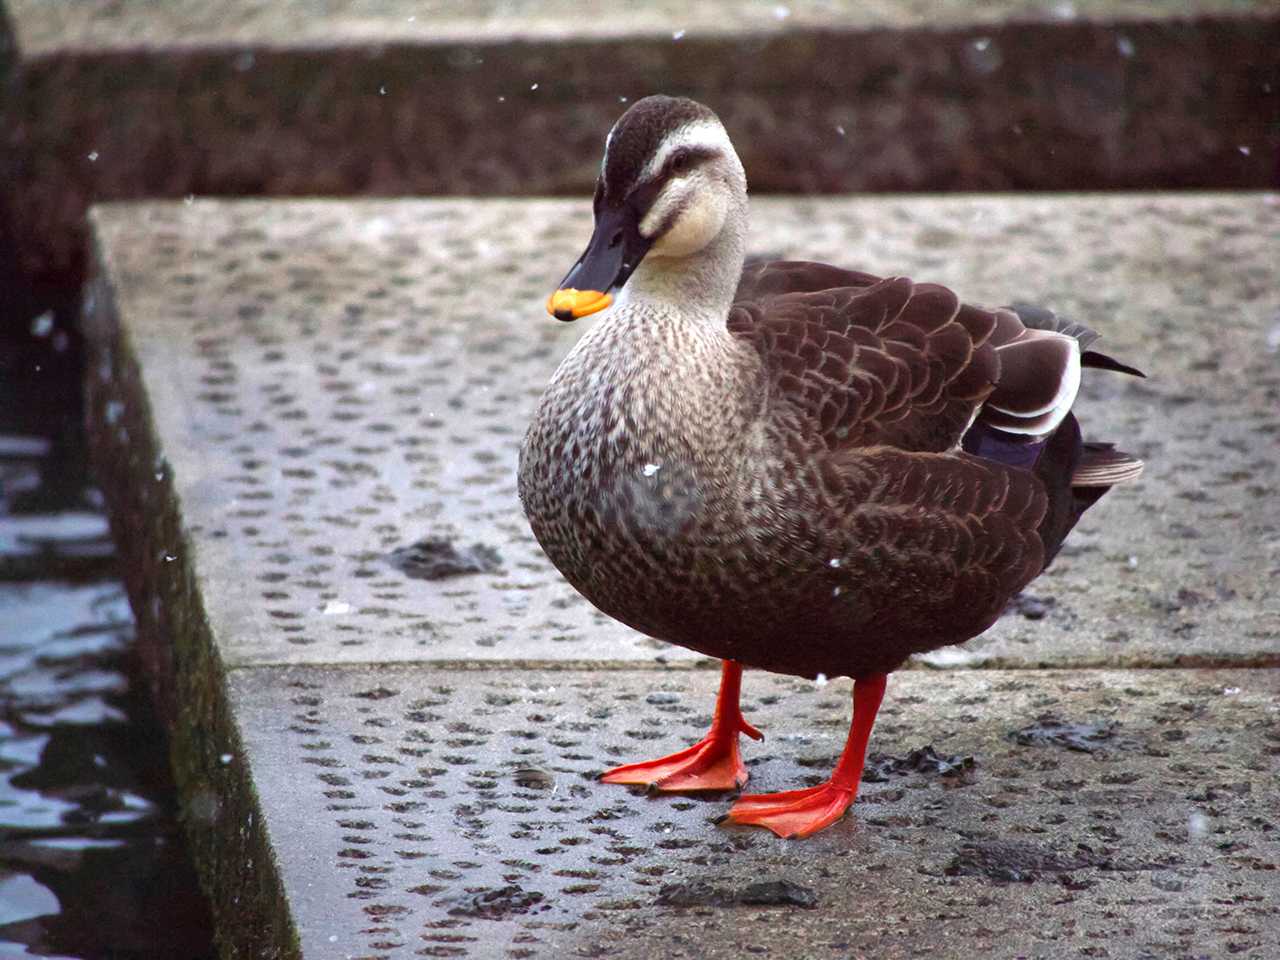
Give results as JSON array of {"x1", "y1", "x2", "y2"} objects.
[{"x1": 517, "y1": 95, "x2": 1144, "y2": 839}]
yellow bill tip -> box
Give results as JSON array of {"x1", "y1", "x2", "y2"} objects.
[{"x1": 547, "y1": 288, "x2": 613, "y2": 321}]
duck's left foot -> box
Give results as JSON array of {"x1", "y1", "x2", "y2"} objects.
[
  {"x1": 724, "y1": 781, "x2": 855, "y2": 838},
  {"x1": 724, "y1": 672, "x2": 889, "y2": 839}
]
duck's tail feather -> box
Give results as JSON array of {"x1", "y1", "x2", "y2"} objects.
[
  {"x1": 1008, "y1": 301, "x2": 1100, "y2": 348},
  {"x1": 1082, "y1": 351, "x2": 1145, "y2": 378},
  {"x1": 1072, "y1": 443, "x2": 1145, "y2": 487},
  {"x1": 1010, "y1": 301, "x2": 1147, "y2": 380},
  {"x1": 964, "y1": 304, "x2": 1145, "y2": 568},
  {"x1": 1064, "y1": 440, "x2": 1145, "y2": 540}
]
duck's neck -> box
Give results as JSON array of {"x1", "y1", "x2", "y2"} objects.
[
  {"x1": 539, "y1": 220, "x2": 753, "y2": 464},
  {"x1": 619, "y1": 203, "x2": 747, "y2": 324},
  {"x1": 540, "y1": 202, "x2": 757, "y2": 467}
]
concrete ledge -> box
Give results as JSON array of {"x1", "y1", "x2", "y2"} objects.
[
  {"x1": 5, "y1": 0, "x2": 1278, "y2": 303},
  {"x1": 84, "y1": 194, "x2": 1280, "y2": 678},
  {"x1": 12, "y1": 1, "x2": 1279, "y2": 49}
]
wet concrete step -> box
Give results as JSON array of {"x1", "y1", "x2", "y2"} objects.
[
  {"x1": 4, "y1": 0, "x2": 1278, "y2": 302},
  {"x1": 176, "y1": 665, "x2": 1280, "y2": 958},
  {"x1": 82, "y1": 192, "x2": 1280, "y2": 957},
  {"x1": 84, "y1": 194, "x2": 1280, "y2": 684}
]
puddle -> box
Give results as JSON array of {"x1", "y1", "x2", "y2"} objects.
[
  {"x1": 1009, "y1": 714, "x2": 1126, "y2": 753},
  {"x1": 656, "y1": 877, "x2": 817, "y2": 909},
  {"x1": 1004, "y1": 592, "x2": 1057, "y2": 620},
  {"x1": 389, "y1": 536, "x2": 503, "y2": 580},
  {"x1": 445, "y1": 884, "x2": 548, "y2": 919},
  {"x1": 945, "y1": 839, "x2": 1181, "y2": 883},
  {"x1": 864, "y1": 745, "x2": 976, "y2": 782},
  {"x1": 945, "y1": 840, "x2": 1096, "y2": 883}
]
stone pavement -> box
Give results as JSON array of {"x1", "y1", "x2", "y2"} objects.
[
  {"x1": 4, "y1": 0, "x2": 1277, "y2": 306},
  {"x1": 236, "y1": 665, "x2": 1278, "y2": 960},
  {"x1": 83, "y1": 193, "x2": 1279, "y2": 958}
]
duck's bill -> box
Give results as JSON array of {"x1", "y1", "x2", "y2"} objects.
[
  {"x1": 547, "y1": 207, "x2": 652, "y2": 321},
  {"x1": 546, "y1": 287, "x2": 612, "y2": 321}
]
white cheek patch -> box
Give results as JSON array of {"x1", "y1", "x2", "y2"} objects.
[
  {"x1": 639, "y1": 180, "x2": 682, "y2": 239},
  {"x1": 632, "y1": 118, "x2": 741, "y2": 258},
  {"x1": 645, "y1": 178, "x2": 729, "y2": 258}
]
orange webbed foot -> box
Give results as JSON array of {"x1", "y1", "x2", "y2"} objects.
[
  {"x1": 601, "y1": 717, "x2": 763, "y2": 792},
  {"x1": 724, "y1": 781, "x2": 855, "y2": 838},
  {"x1": 601, "y1": 661, "x2": 762, "y2": 792},
  {"x1": 722, "y1": 673, "x2": 888, "y2": 839}
]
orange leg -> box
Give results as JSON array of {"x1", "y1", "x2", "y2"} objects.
[
  {"x1": 726, "y1": 673, "x2": 887, "y2": 839},
  {"x1": 601, "y1": 660, "x2": 763, "y2": 791}
]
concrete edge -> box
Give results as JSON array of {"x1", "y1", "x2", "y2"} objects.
[
  {"x1": 83, "y1": 192, "x2": 1280, "y2": 676},
  {"x1": 216, "y1": 651, "x2": 1280, "y2": 673},
  {"x1": 82, "y1": 222, "x2": 301, "y2": 960}
]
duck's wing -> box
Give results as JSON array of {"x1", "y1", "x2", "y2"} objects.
[
  {"x1": 731, "y1": 262, "x2": 1145, "y2": 605},
  {"x1": 729, "y1": 263, "x2": 1006, "y2": 453},
  {"x1": 823, "y1": 444, "x2": 1050, "y2": 650},
  {"x1": 736, "y1": 258, "x2": 882, "y2": 299}
]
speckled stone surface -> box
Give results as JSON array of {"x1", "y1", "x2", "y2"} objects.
[
  {"x1": 3, "y1": 0, "x2": 1277, "y2": 307},
  {"x1": 85, "y1": 194, "x2": 1280, "y2": 678},
  {"x1": 229, "y1": 665, "x2": 1280, "y2": 960}
]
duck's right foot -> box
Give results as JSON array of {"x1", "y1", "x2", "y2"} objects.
[{"x1": 600, "y1": 719, "x2": 762, "y2": 792}]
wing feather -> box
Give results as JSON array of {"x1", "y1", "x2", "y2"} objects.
[
  {"x1": 729, "y1": 263, "x2": 1002, "y2": 453},
  {"x1": 824, "y1": 447, "x2": 1049, "y2": 649}
]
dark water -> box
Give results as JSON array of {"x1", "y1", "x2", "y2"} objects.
[{"x1": 1, "y1": 309, "x2": 216, "y2": 958}]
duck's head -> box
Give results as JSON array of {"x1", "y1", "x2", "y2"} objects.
[{"x1": 547, "y1": 96, "x2": 747, "y2": 321}]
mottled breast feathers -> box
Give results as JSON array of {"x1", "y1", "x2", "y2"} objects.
[{"x1": 728, "y1": 261, "x2": 1005, "y2": 454}]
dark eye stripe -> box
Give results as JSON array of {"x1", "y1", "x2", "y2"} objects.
[
  {"x1": 653, "y1": 196, "x2": 691, "y2": 240},
  {"x1": 661, "y1": 146, "x2": 719, "y2": 180},
  {"x1": 628, "y1": 177, "x2": 665, "y2": 222},
  {"x1": 622, "y1": 146, "x2": 720, "y2": 222}
]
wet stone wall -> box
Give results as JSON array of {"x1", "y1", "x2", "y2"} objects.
[{"x1": 4, "y1": 0, "x2": 1279, "y2": 307}]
